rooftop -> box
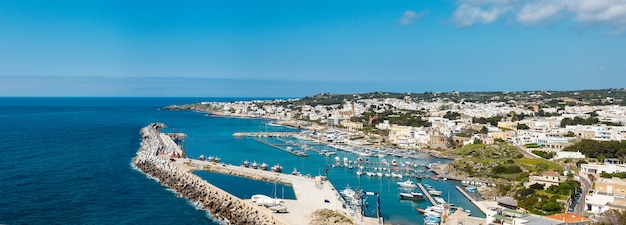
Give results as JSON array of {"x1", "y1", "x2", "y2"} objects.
[{"x1": 545, "y1": 212, "x2": 591, "y2": 223}]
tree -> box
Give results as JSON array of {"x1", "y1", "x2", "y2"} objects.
[
  {"x1": 517, "y1": 123, "x2": 530, "y2": 130},
  {"x1": 542, "y1": 201, "x2": 562, "y2": 212},
  {"x1": 480, "y1": 126, "x2": 489, "y2": 134}
]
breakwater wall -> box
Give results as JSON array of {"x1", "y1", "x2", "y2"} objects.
[{"x1": 133, "y1": 123, "x2": 284, "y2": 225}]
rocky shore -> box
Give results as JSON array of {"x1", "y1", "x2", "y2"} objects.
[{"x1": 133, "y1": 123, "x2": 283, "y2": 225}]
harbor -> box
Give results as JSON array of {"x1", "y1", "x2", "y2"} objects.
[
  {"x1": 139, "y1": 123, "x2": 381, "y2": 225},
  {"x1": 153, "y1": 121, "x2": 488, "y2": 224}
]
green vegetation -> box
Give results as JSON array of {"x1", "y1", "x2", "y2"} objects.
[
  {"x1": 560, "y1": 116, "x2": 600, "y2": 127},
  {"x1": 516, "y1": 123, "x2": 530, "y2": 130},
  {"x1": 515, "y1": 179, "x2": 579, "y2": 215},
  {"x1": 446, "y1": 143, "x2": 562, "y2": 181},
  {"x1": 443, "y1": 111, "x2": 461, "y2": 120},
  {"x1": 532, "y1": 150, "x2": 556, "y2": 159},
  {"x1": 600, "y1": 171, "x2": 626, "y2": 179},
  {"x1": 473, "y1": 116, "x2": 503, "y2": 126},
  {"x1": 562, "y1": 139, "x2": 626, "y2": 158}
]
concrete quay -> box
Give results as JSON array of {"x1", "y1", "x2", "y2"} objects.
[{"x1": 455, "y1": 186, "x2": 489, "y2": 215}]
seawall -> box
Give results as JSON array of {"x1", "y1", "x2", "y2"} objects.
[{"x1": 133, "y1": 123, "x2": 284, "y2": 225}]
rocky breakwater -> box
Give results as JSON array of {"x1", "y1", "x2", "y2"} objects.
[{"x1": 133, "y1": 123, "x2": 283, "y2": 225}]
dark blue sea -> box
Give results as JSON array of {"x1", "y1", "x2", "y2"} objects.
[{"x1": 0, "y1": 97, "x2": 484, "y2": 225}]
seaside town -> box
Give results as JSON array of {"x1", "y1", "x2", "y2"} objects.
[{"x1": 162, "y1": 89, "x2": 626, "y2": 225}]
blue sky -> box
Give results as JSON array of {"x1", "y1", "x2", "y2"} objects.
[{"x1": 1, "y1": 0, "x2": 625, "y2": 97}]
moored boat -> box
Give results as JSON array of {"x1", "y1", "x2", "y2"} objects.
[
  {"x1": 399, "y1": 192, "x2": 425, "y2": 200},
  {"x1": 396, "y1": 179, "x2": 417, "y2": 188},
  {"x1": 271, "y1": 163, "x2": 283, "y2": 173}
]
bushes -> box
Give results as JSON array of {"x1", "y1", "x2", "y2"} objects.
[
  {"x1": 492, "y1": 165, "x2": 523, "y2": 174},
  {"x1": 532, "y1": 150, "x2": 555, "y2": 159}
]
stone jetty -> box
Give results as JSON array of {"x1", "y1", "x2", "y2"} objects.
[{"x1": 133, "y1": 123, "x2": 284, "y2": 225}]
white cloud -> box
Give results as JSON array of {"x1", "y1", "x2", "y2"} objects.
[
  {"x1": 453, "y1": 4, "x2": 510, "y2": 27},
  {"x1": 452, "y1": 0, "x2": 626, "y2": 34},
  {"x1": 517, "y1": 3, "x2": 563, "y2": 25},
  {"x1": 397, "y1": 10, "x2": 427, "y2": 26}
]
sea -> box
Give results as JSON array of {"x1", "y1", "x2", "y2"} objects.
[{"x1": 0, "y1": 97, "x2": 485, "y2": 225}]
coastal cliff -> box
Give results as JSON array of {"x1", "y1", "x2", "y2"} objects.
[{"x1": 133, "y1": 123, "x2": 282, "y2": 225}]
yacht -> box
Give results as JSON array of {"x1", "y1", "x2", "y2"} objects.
[{"x1": 396, "y1": 180, "x2": 417, "y2": 188}]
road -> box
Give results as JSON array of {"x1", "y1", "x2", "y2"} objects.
[
  {"x1": 574, "y1": 173, "x2": 592, "y2": 214},
  {"x1": 515, "y1": 145, "x2": 542, "y2": 159}
]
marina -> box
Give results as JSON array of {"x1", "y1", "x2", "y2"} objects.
[{"x1": 161, "y1": 119, "x2": 487, "y2": 224}]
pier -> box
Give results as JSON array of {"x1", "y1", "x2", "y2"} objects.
[
  {"x1": 233, "y1": 132, "x2": 298, "y2": 137},
  {"x1": 455, "y1": 186, "x2": 488, "y2": 214},
  {"x1": 416, "y1": 183, "x2": 437, "y2": 206},
  {"x1": 253, "y1": 138, "x2": 309, "y2": 157}
]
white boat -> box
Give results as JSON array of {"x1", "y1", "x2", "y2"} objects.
[
  {"x1": 399, "y1": 192, "x2": 425, "y2": 200},
  {"x1": 396, "y1": 180, "x2": 417, "y2": 188},
  {"x1": 429, "y1": 190, "x2": 443, "y2": 196},
  {"x1": 269, "y1": 205, "x2": 288, "y2": 213},
  {"x1": 356, "y1": 170, "x2": 363, "y2": 176}
]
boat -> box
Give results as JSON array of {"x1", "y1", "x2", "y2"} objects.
[
  {"x1": 251, "y1": 161, "x2": 258, "y2": 169},
  {"x1": 356, "y1": 170, "x2": 363, "y2": 176},
  {"x1": 340, "y1": 185, "x2": 362, "y2": 206},
  {"x1": 391, "y1": 159, "x2": 398, "y2": 167},
  {"x1": 399, "y1": 192, "x2": 425, "y2": 200},
  {"x1": 260, "y1": 162, "x2": 269, "y2": 170},
  {"x1": 424, "y1": 215, "x2": 441, "y2": 222},
  {"x1": 465, "y1": 186, "x2": 477, "y2": 193},
  {"x1": 428, "y1": 190, "x2": 443, "y2": 196},
  {"x1": 292, "y1": 168, "x2": 301, "y2": 176},
  {"x1": 268, "y1": 205, "x2": 288, "y2": 213},
  {"x1": 241, "y1": 160, "x2": 249, "y2": 167},
  {"x1": 198, "y1": 154, "x2": 205, "y2": 160},
  {"x1": 271, "y1": 163, "x2": 283, "y2": 173},
  {"x1": 396, "y1": 180, "x2": 417, "y2": 188}
]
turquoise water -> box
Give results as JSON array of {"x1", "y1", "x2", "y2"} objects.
[{"x1": 0, "y1": 97, "x2": 484, "y2": 225}]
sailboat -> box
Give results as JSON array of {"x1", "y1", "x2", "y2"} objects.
[{"x1": 268, "y1": 184, "x2": 288, "y2": 213}]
